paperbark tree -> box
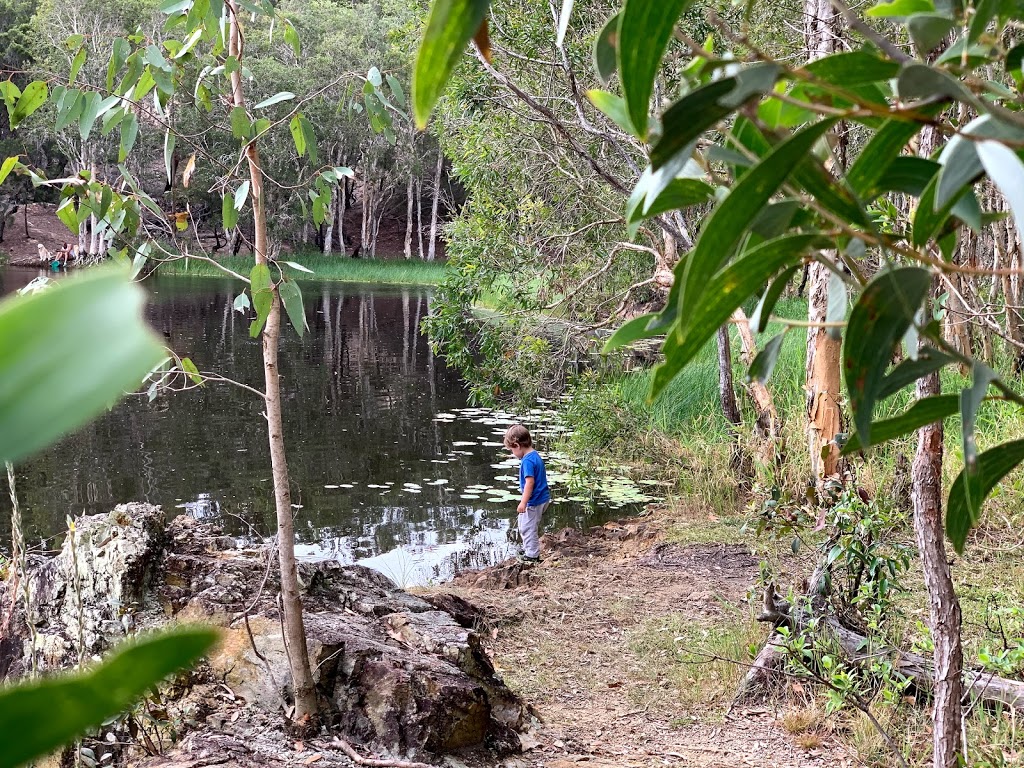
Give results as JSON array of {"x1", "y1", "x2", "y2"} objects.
[{"x1": 803, "y1": 0, "x2": 844, "y2": 481}]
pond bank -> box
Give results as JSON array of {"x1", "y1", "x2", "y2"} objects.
[
  {"x1": 416, "y1": 504, "x2": 854, "y2": 768},
  {"x1": 153, "y1": 255, "x2": 448, "y2": 286},
  {"x1": 1, "y1": 503, "x2": 528, "y2": 766}
]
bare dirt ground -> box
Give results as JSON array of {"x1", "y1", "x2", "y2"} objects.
[
  {"x1": 427, "y1": 515, "x2": 859, "y2": 768},
  {"x1": 1, "y1": 203, "x2": 71, "y2": 265}
]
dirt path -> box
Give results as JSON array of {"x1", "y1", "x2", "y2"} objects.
[
  {"x1": 428, "y1": 516, "x2": 857, "y2": 768},
  {"x1": 1, "y1": 203, "x2": 73, "y2": 265}
]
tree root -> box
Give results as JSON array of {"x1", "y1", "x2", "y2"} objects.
[{"x1": 328, "y1": 737, "x2": 434, "y2": 768}]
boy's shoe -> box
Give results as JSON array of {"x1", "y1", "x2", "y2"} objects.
[{"x1": 517, "y1": 555, "x2": 541, "y2": 565}]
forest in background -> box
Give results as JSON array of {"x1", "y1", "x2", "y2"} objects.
[{"x1": 0, "y1": 0, "x2": 456, "y2": 261}]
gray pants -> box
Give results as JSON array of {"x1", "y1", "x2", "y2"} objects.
[{"x1": 518, "y1": 501, "x2": 549, "y2": 558}]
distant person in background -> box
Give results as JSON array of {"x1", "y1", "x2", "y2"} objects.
[{"x1": 503, "y1": 424, "x2": 550, "y2": 565}]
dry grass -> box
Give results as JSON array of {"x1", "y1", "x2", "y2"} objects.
[
  {"x1": 628, "y1": 614, "x2": 760, "y2": 711},
  {"x1": 782, "y1": 707, "x2": 823, "y2": 736}
]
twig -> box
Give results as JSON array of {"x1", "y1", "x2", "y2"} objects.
[{"x1": 329, "y1": 737, "x2": 433, "y2": 768}]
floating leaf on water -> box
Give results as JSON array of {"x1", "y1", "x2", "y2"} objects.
[
  {"x1": 324, "y1": 484, "x2": 339, "y2": 489},
  {"x1": 403, "y1": 483, "x2": 422, "y2": 489},
  {"x1": 404, "y1": 488, "x2": 422, "y2": 494},
  {"x1": 460, "y1": 494, "x2": 481, "y2": 500},
  {"x1": 367, "y1": 484, "x2": 386, "y2": 489},
  {"x1": 452, "y1": 441, "x2": 477, "y2": 446},
  {"x1": 340, "y1": 483, "x2": 355, "y2": 488}
]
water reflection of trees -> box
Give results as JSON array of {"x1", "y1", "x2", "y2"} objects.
[
  {"x1": 0, "y1": 275, "x2": 469, "y2": 547},
  {"x1": 0, "y1": 271, "x2": 596, "y2": 582}
]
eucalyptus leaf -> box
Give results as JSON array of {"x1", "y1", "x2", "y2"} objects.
[
  {"x1": 750, "y1": 265, "x2": 800, "y2": 333},
  {"x1": 0, "y1": 628, "x2": 218, "y2": 768},
  {"x1": 412, "y1": 0, "x2": 490, "y2": 128},
  {"x1": 977, "y1": 140, "x2": 1024, "y2": 236},
  {"x1": 960, "y1": 362, "x2": 997, "y2": 476},
  {"x1": 843, "y1": 267, "x2": 932, "y2": 447},
  {"x1": 618, "y1": 0, "x2": 696, "y2": 139},
  {"x1": 10, "y1": 81, "x2": 47, "y2": 129},
  {"x1": 907, "y1": 13, "x2": 955, "y2": 54},
  {"x1": 602, "y1": 312, "x2": 660, "y2": 352},
  {"x1": 676, "y1": 120, "x2": 835, "y2": 337},
  {"x1": 747, "y1": 333, "x2": 786, "y2": 383},
  {"x1": 587, "y1": 89, "x2": 633, "y2": 134},
  {"x1": 279, "y1": 280, "x2": 307, "y2": 337},
  {"x1": 254, "y1": 91, "x2": 295, "y2": 109},
  {"x1": 826, "y1": 270, "x2": 847, "y2": 341},
  {"x1": 841, "y1": 394, "x2": 959, "y2": 454},
  {"x1": 592, "y1": 12, "x2": 620, "y2": 83},
  {"x1": 0, "y1": 269, "x2": 165, "y2": 465},
  {"x1": 650, "y1": 233, "x2": 821, "y2": 399},
  {"x1": 249, "y1": 264, "x2": 273, "y2": 338},
  {"x1": 947, "y1": 439, "x2": 1024, "y2": 553},
  {"x1": 234, "y1": 180, "x2": 250, "y2": 211},
  {"x1": 180, "y1": 357, "x2": 203, "y2": 386}
]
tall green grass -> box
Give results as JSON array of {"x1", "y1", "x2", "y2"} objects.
[
  {"x1": 156, "y1": 253, "x2": 448, "y2": 285},
  {"x1": 587, "y1": 295, "x2": 1024, "y2": 518},
  {"x1": 617, "y1": 297, "x2": 810, "y2": 438}
]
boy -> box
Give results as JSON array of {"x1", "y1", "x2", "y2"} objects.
[{"x1": 503, "y1": 424, "x2": 550, "y2": 564}]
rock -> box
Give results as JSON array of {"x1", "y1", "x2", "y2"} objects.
[
  {"x1": 2, "y1": 503, "x2": 167, "y2": 674},
  {"x1": 2, "y1": 506, "x2": 527, "y2": 762}
]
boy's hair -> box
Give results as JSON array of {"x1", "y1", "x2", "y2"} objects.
[{"x1": 503, "y1": 424, "x2": 533, "y2": 449}]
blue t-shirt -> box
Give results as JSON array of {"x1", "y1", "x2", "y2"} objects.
[{"x1": 519, "y1": 450, "x2": 550, "y2": 506}]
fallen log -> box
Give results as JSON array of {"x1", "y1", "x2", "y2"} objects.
[{"x1": 738, "y1": 587, "x2": 1024, "y2": 712}]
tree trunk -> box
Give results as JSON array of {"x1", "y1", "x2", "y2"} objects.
[
  {"x1": 338, "y1": 180, "x2": 347, "y2": 257},
  {"x1": 910, "y1": 123, "x2": 963, "y2": 768},
  {"x1": 323, "y1": 187, "x2": 335, "y2": 255},
  {"x1": 717, "y1": 326, "x2": 741, "y2": 426},
  {"x1": 416, "y1": 177, "x2": 424, "y2": 259},
  {"x1": 803, "y1": 0, "x2": 845, "y2": 482},
  {"x1": 228, "y1": 0, "x2": 317, "y2": 723},
  {"x1": 751, "y1": 587, "x2": 1017, "y2": 713},
  {"x1": 360, "y1": 174, "x2": 371, "y2": 256},
  {"x1": 404, "y1": 172, "x2": 414, "y2": 260},
  {"x1": 427, "y1": 151, "x2": 443, "y2": 262},
  {"x1": 731, "y1": 308, "x2": 781, "y2": 441},
  {"x1": 913, "y1": 339, "x2": 963, "y2": 766},
  {"x1": 805, "y1": 262, "x2": 843, "y2": 480},
  {"x1": 717, "y1": 325, "x2": 751, "y2": 483}
]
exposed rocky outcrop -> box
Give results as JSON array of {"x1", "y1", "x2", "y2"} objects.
[{"x1": 0, "y1": 504, "x2": 528, "y2": 763}]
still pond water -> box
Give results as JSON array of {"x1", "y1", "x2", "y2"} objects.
[{"x1": 0, "y1": 267, "x2": 654, "y2": 585}]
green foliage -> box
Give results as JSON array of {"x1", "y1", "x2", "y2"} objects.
[
  {"x1": 0, "y1": 269, "x2": 165, "y2": 465},
  {"x1": 760, "y1": 486, "x2": 915, "y2": 712},
  {"x1": 617, "y1": 0, "x2": 695, "y2": 139},
  {"x1": 417, "y1": 0, "x2": 1024, "y2": 553},
  {"x1": 412, "y1": 0, "x2": 490, "y2": 128},
  {"x1": 0, "y1": 628, "x2": 218, "y2": 768}
]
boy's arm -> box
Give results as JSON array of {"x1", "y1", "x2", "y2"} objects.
[{"x1": 517, "y1": 476, "x2": 535, "y2": 514}]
